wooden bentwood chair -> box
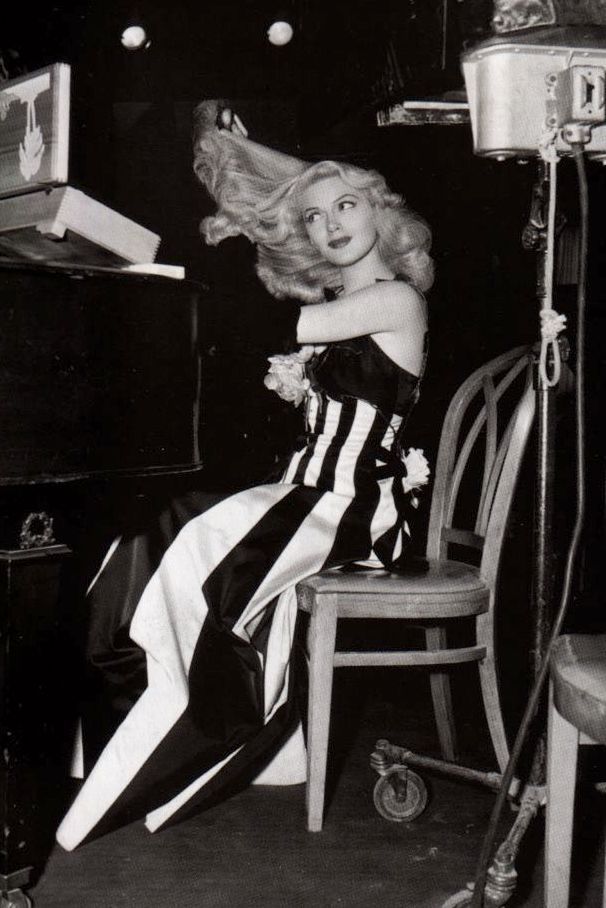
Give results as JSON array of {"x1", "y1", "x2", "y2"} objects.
[{"x1": 296, "y1": 346, "x2": 536, "y2": 832}]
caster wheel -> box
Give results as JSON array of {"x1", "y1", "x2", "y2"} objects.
[
  {"x1": 1, "y1": 894, "x2": 32, "y2": 908},
  {"x1": 373, "y1": 767, "x2": 428, "y2": 822}
]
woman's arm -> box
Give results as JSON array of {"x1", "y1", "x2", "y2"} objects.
[{"x1": 296, "y1": 281, "x2": 427, "y2": 344}]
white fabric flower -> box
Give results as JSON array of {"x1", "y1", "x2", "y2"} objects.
[
  {"x1": 264, "y1": 347, "x2": 315, "y2": 407},
  {"x1": 401, "y1": 447, "x2": 430, "y2": 494}
]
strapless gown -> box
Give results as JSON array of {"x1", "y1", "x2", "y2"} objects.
[{"x1": 56, "y1": 332, "x2": 424, "y2": 850}]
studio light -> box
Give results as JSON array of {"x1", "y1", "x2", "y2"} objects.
[
  {"x1": 120, "y1": 25, "x2": 150, "y2": 51},
  {"x1": 267, "y1": 18, "x2": 294, "y2": 47}
]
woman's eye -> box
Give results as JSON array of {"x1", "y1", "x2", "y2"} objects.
[
  {"x1": 305, "y1": 211, "x2": 322, "y2": 224},
  {"x1": 338, "y1": 199, "x2": 355, "y2": 211}
]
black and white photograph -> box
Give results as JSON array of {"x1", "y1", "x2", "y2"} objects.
[{"x1": 1, "y1": 2, "x2": 605, "y2": 905}]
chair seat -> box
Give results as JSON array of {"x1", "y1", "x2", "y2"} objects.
[
  {"x1": 298, "y1": 558, "x2": 487, "y2": 594},
  {"x1": 297, "y1": 559, "x2": 489, "y2": 620},
  {"x1": 551, "y1": 634, "x2": 606, "y2": 745}
]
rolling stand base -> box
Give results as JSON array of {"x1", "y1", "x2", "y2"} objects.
[
  {"x1": 1, "y1": 871, "x2": 33, "y2": 908},
  {"x1": 370, "y1": 739, "x2": 545, "y2": 907}
]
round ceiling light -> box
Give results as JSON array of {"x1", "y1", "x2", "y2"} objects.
[
  {"x1": 121, "y1": 25, "x2": 150, "y2": 50},
  {"x1": 267, "y1": 20, "x2": 294, "y2": 46}
]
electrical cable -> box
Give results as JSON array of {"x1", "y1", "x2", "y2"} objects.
[{"x1": 469, "y1": 145, "x2": 588, "y2": 908}]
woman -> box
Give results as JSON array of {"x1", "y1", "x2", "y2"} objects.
[{"x1": 56, "y1": 103, "x2": 433, "y2": 850}]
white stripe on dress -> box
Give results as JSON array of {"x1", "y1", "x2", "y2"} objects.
[{"x1": 330, "y1": 399, "x2": 378, "y2": 498}]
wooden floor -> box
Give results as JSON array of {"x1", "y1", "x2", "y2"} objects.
[{"x1": 31, "y1": 668, "x2": 605, "y2": 907}]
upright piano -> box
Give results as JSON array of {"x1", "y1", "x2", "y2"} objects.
[{"x1": 0, "y1": 261, "x2": 203, "y2": 906}]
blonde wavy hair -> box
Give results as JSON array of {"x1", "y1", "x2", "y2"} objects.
[{"x1": 194, "y1": 103, "x2": 434, "y2": 303}]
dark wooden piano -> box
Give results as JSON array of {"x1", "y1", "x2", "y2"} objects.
[{"x1": 0, "y1": 260, "x2": 203, "y2": 907}]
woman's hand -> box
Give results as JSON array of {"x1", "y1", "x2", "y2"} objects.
[{"x1": 217, "y1": 107, "x2": 249, "y2": 138}]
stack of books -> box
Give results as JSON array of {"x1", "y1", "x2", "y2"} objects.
[{"x1": 0, "y1": 64, "x2": 162, "y2": 268}]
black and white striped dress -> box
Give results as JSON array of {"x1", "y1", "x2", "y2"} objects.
[{"x1": 56, "y1": 333, "x2": 423, "y2": 850}]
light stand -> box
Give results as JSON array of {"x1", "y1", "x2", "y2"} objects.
[
  {"x1": 375, "y1": 25, "x2": 601, "y2": 908},
  {"x1": 462, "y1": 143, "x2": 589, "y2": 908},
  {"x1": 370, "y1": 157, "x2": 568, "y2": 908}
]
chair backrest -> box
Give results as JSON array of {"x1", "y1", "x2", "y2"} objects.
[{"x1": 426, "y1": 346, "x2": 535, "y2": 588}]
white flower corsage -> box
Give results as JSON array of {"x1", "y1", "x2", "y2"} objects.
[
  {"x1": 401, "y1": 447, "x2": 430, "y2": 507},
  {"x1": 264, "y1": 346, "x2": 315, "y2": 407}
]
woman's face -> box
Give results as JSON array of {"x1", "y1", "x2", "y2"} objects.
[{"x1": 299, "y1": 174, "x2": 379, "y2": 267}]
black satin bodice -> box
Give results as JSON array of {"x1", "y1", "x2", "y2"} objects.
[
  {"x1": 308, "y1": 277, "x2": 427, "y2": 421},
  {"x1": 309, "y1": 334, "x2": 425, "y2": 421}
]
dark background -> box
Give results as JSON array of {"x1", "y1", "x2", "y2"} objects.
[{"x1": 1, "y1": 1, "x2": 605, "y2": 886}]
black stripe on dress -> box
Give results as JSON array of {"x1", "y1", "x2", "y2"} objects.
[
  {"x1": 372, "y1": 477, "x2": 412, "y2": 570},
  {"x1": 316, "y1": 396, "x2": 356, "y2": 491},
  {"x1": 202, "y1": 486, "x2": 320, "y2": 628},
  {"x1": 152, "y1": 632, "x2": 307, "y2": 830},
  {"x1": 323, "y1": 404, "x2": 384, "y2": 568}
]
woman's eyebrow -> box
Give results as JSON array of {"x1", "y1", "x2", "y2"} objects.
[{"x1": 304, "y1": 194, "x2": 356, "y2": 212}]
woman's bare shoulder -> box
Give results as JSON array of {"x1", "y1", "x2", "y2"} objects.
[{"x1": 376, "y1": 280, "x2": 427, "y2": 328}]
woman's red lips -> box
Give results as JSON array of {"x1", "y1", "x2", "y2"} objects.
[{"x1": 328, "y1": 236, "x2": 351, "y2": 249}]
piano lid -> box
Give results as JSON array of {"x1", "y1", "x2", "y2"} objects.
[{"x1": 0, "y1": 261, "x2": 203, "y2": 484}]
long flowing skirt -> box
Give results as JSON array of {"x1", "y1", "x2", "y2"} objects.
[{"x1": 57, "y1": 395, "x2": 409, "y2": 850}]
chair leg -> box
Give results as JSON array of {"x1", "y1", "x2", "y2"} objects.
[
  {"x1": 425, "y1": 626, "x2": 457, "y2": 762},
  {"x1": 477, "y1": 645, "x2": 510, "y2": 772},
  {"x1": 545, "y1": 682, "x2": 579, "y2": 908},
  {"x1": 305, "y1": 594, "x2": 338, "y2": 832}
]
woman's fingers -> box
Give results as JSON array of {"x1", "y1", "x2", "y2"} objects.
[
  {"x1": 232, "y1": 113, "x2": 248, "y2": 137},
  {"x1": 219, "y1": 108, "x2": 233, "y2": 129},
  {"x1": 218, "y1": 108, "x2": 249, "y2": 137}
]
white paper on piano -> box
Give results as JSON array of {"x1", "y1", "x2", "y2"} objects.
[
  {"x1": 123, "y1": 263, "x2": 186, "y2": 279},
  {"x1": 0, "y1": 185, "x2": 161, "y2": 266}
]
